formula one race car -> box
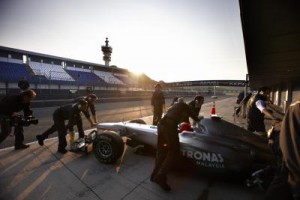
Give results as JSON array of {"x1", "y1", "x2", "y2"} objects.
[{"x1": 92, "y1": 117, "x2": 276, "y2": 176}]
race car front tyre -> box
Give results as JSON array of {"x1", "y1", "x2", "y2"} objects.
[{"x1": 93, "y1": 131, "x2": 124, "y2": 164}]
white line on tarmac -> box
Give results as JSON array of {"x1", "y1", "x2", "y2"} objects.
[{"x1": 0, "y1": 137, "x2": 58, "y2": 152}]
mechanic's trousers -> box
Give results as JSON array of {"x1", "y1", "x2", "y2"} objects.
[
  {"x1": 39, "y1": 118, "x2": 84, "y2": 140},
  {"x1": 0, "y1": 116, "x2": 25, "y2": 147},
  {"x1": 265, "y1": 165, "x2": 294, "y2": 200},
  {"x1": 152, "y1": 118, "x2": 180, "y2": 179},
  {"x1": 152, "y1": 107, "x2": 163, "y2": 125},
  {"x1": 52, "y1": 115, "x2": 68, "y2": 151},
  {"x1": 247, "y1": 118, "x2": 266, "y2": 133}
]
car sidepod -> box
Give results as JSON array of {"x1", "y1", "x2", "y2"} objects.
[
  {"x1": 178, "y1": 118, "x2": 276, "y2": 176},
  {"x1": 179, "y1": 133, "x2": 253, "y2": 175}
]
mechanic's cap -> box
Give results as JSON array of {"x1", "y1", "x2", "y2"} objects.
[
  {"x1": 173, "y1": 96, "x2": 179, "y2": 102},
  {"x1": 194, "y1": 95, "x2": 204, "y2": 102}
]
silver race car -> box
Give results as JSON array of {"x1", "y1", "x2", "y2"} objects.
[{"x1": 92, "y1": 117, "x2": 276, "y2": 176}]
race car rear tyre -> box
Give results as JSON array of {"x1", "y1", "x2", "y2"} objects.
[
  {"x1": 129, "y1": 119, "x2": 146, "y2": 124},
  {"x1": 93, "y1": 131, "x2": 124, "y2": 164}
]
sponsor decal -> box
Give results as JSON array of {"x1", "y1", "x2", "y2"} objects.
[{"x1": 181, "y1": 149, "x2": 225, "y2": 169}]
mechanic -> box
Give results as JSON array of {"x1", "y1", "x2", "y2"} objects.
[
  {"x1": 36, "y1": 94, "x2": 98, "y2": 146},
  {"x1": 151, "y1": 96, "x2": 202, "y2": 191},
  {"x1": 86, "y1": 86, "x2": 93, "y2": 95},
  {"x1": 181, "y1": 95, "x2": 204, "y2": 125},
  {"x1": 280, "y1": 99, "x2": 300, "y2": 199},
  {"x1": 170, "y1": 96, "x2": 185, "y2": 107},
  {"x1": 170, "y1": 96, "x2": 179, "y2": 106},
  {"x1": 36, "y1": 99, "x2": 88, "y2": 154},
  {"x1": 151, "y1": 83, "x2": 165, "y2": 125},
  {"x1": 74, "y1": 93, "x2": 98, "y2": 127},
  {"x1": 0, "y1": 90, "x2": 36, "y2": 149},
  {"x1": 246, "y1": 86, "x2": 283, "y2": 133},
  {"x1": 265, "y1": 99, "x2": 300, "y2": 200},
  {"x1": 234, "y1": 91, "x2": 252, "y2": 118},
  {"x1": 18, "y1": 76, "x2": 30, "y2": 92},
  {"x1": 236, "y1": 91, "x2": 244, "y2": 105}
]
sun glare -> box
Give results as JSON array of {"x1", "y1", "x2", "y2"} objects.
[{"x1": 127, "y1": 66, "x2": 145, "y2": 76}]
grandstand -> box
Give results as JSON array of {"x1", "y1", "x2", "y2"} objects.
[
  {"x1": 93, "y1": 70, "x2": 124, "y2": 85},
  {"x1": 0, "y1": 58, "x2": 49, "y2": 85},
  {"x1": 113, "y1": 72, "x2": 137, "y2": 85},
  {"x1": 0, "y1": 46, "x2": 207, "y2": 106},
  {"x1": 0, "y1": 46, "x2": 157, "y2": 103},
  {"x1": 66, "y1": 67, "x2": 106, "y2": 86},
  {"x1": 29, "y1": 61, "x2": 74, "y2": 81}
]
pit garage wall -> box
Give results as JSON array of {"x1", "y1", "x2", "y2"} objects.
[{"x1": 271, "y1": 82, "x2": 300, "y2": 113}]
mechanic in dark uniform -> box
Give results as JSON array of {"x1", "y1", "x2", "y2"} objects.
[
  {"x1": 74, "y1": 94, "x2": 98, "y2": 126},
  {"x1": 36, "y1": 94, "x2": 98, "y2": 146},
  {"x1": 170, "y1": 96, "x2": 179, "y2": 106},
  {"x1": 246, "y1": 87, "x2": 283, "y2": 133},
  {"x1": 181, "y1": 95, "x2": 204, "y2": 125},
  {"x1": 0, "y1": 90, "x2": 36, "y2": 149},
  {"x1": 280, "y1": 100, "x2": 300, "y2": 199},
  {"x1": 18, "y1": 77, "x2": 30, "y2": 92},
  {"x1": 151, "y1": 83, "x2": 165, "y2": 125},
  {"x1": 236, "y1": 91, "x2": 244, "y2": 105},
  {"x1": 265, "y1": 100, "x2": 300, "y2": 200},
  {"x1": 151, "y1": 97, "x2": 202, "y2": 191},
  {"x1": 36, "y1": 100, "x2": 88, "y2": 154}
]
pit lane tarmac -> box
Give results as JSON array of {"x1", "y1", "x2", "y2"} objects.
[{"x1": 0, "y1": 97, "x2": 264, "y2": 200}]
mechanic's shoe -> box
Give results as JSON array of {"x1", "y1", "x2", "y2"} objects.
[
  {"x1": 57, "y1": 148, "x2": 68, "y2": 154},
  {"x1": 15, "y1": 144, "x2": 30, "y2": 150},
  {"x1": 36, "y1": 135, "x2": 44, "y2": 146},
  {"x1": 153, "y1": 176, "x2": 171, "y2": 192}
]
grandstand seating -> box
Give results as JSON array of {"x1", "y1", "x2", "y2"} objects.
[
  {"x1": 0, "y1": 55, "x2": 147, "y2": 101},
  {"x1": 0, "y1": 61, "x2": 49, "y2": 83},
  {"x1": 0, "y1": 61, "x2": 28, "y2": 82},
  {"x1": 94, "y1": 70, "x2": 124, "y2": 85},
  {"x1": 0, "y1": 59, "x2": 140, "y2": 88},
  {"x1": 29, "y1": 61, "x2": 74, "y2": 81},
  {"x1": 66, "y1": 67, "x2": 107, "y2": 86},
  {"x1": 114, "y1": 73, "x2": 137, "y2": 85}
]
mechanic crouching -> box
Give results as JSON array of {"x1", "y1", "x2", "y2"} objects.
[
  {"x1": 37, "y1": 99, "x2": 88, "y2": 154},
  {"x1": 36, "y1": 94, "x2": 98, "y2": 146},
  {"x1": 151, "y1": 96, "x2": 202, "y2": 191},
  {"x1": 0, "y1": 90, "x2": 36, "y2": 149}
]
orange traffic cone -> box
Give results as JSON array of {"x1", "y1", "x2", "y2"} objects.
[{"x1": 211, "y1": 101, "x2": 216, "y2": 115}]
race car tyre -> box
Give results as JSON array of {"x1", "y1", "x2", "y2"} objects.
[
  {"x1": 129, "y1": 119, "x2": 146, "y2": 124},
  {"x1": 93, "y1": 131, "x2": 124, "y2": 164}
]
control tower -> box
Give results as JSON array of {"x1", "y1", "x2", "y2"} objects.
[{"x1": 101, "y1": 37, "x2": 113, "y2": 67}]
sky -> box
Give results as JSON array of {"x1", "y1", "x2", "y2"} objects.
[{"x1": 0, "y1": 0, "x2": 247, "y2": 82}]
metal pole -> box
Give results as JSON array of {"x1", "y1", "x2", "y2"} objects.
[{"x1": 214, "y1": 85, "x2": 216, "y2": 96}]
